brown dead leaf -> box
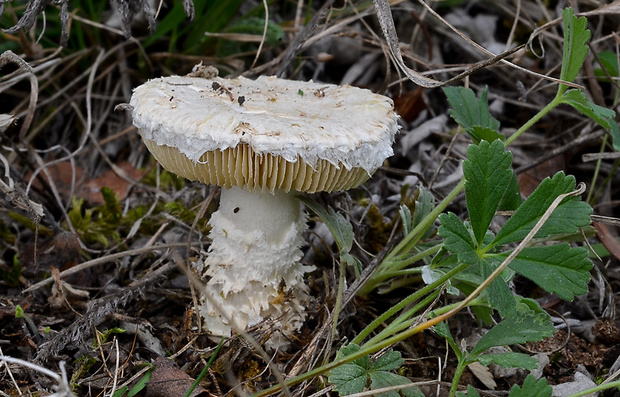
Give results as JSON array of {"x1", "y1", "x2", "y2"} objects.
[
  {"x1": 593, "y1": 222, "x2": 620, "y2": 262},
  {"x1": 145, "y1": 357, "x2": 209, "y2": 397},
  {"x1": 393, "y1": 87, "x2": 426, "y2": 123},
  {"x1": 27, "y1": 160, "x2": 147, "y2": 205},
  {"x1": 20, "y1": 230, "x2": 81, "y2": 275}
]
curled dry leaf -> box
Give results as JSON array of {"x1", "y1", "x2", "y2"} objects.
[{"x1": 48, "y1": 267, "x2": 90, "y2": 310}]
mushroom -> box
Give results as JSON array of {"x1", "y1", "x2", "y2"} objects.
[{"x1": 130, "y1": 72, "x2": 399, "y2": 347}]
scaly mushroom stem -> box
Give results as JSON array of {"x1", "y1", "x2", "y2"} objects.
[{"x1": 199, "y1": 187, "x2": 313, "y2": 348}]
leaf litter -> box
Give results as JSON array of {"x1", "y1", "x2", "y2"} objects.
[{"x1": 0, "y1": 1, "x2": 619, "y2": 396}]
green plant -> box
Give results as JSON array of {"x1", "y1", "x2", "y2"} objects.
[
  {"x1": 329, "y1": 344, "x2": 422, "y2": 397},
  {"x1": 456, "y1": 375, "x2": 552, "y2": 397},
  {"x1": 251, "y1": 7, "x2": 619, "y2": 397},
  {"x1": 67, "y1": 188, "x2": 122, "y2": 246},
  {"x1": 111, "y1": 365, "x2": 155, "y2": 397}
]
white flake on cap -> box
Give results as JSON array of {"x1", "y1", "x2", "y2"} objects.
[{"x1": 130, "y1": 75, "x2": 398, "y2": 173}]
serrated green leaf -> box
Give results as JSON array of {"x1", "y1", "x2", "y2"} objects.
[
  {"x1": 371, "y1": 350, "x2": 404, "y2": 371},
  {"x1": 490, "y1": 172, "x2": 591, "y2": 248},
  {"x1": 298, "y1": 196, "x2": 354, "y2": 254},
  {"x1": 369, "y1": 371, "x2": 421, "y2": 397},
  {"x1": 433, "y1": 321, "x2": 454, "y2": 343},
  {"x1": 329, "y1": 364, "x2": 368, "y2": 396},
  {"x1": 481, "y1": 259, "x2": 516, "y2": 318},
  {"x1": 560, "y1": 89, "x2": 616, "y2": 130},
  {"x1": 499, "y1": 171, "x2": 522, "y2": 211},
  {"x1": 470, "y1": 310, "x2": 555, "y2": 356},
  {"x1": 498, "y1": 245, "x2": 592, "y2": 301},
  {"x1": 412, "y1": 186, "x2": 435, "y2": 239},
  {"x1": 400, "y1": 205, "x2": 414, "y2": 235},
  {"x1": 469, "y1": 126, "x2": 505, "y2": 143},
  {"x1": 337, "y1": 344, "x2": 371, "y2": 369},
  {"x1": 476, "y1": 352, "x2": 538, "y2": 370},
  {"x1": 297, "y1": 196, "x2": 361, "y2": 262},
  {"x1": 509, "y1": 374, "x2": 552, "y2": 397},
  {"x1": 558, "y1": 8, "x2": 591, "y2": 94},
  {"x1": 464, "y1": 140, "x2": 513, "y2": 245},
  {"x1": 444, "y1": 86, "x2": 500, "y2": 143},
  {"x1": 438, "y1": 213, "x2": 478, "y2": 264}
]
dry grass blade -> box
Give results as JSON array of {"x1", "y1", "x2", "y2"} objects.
[
  {"x1": 0, "y1": 356, "x2": 75, "y2": 397},
  {"x1": 373, "y1": 0, "x2": 442, "y2": 87},
  {"x1": 373, "y1": 0, "x2": 584, "y2": 89},
  {"x1": 0, "y1": 50, "x2": 38, "y2": 141}
]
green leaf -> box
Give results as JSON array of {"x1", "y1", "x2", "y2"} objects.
[
  {"x1": 609, "y1": 122, "x2": 620, "y2": 152},
  {"x1": 509, "y1": 374, "x2": 552, "y2": 397},
  {"x1": 476, "y1": 352, "x2": 538, "y2": 370},
  {"x1": 456, "y1": 385, "x2": 481, "y2": 397},
  {"x1": 223, "y1": 17, "x2": 285, "y2": 47},
  {"x1": 299, "y1": 196, "x2": 354, "y2": 253},
  {"x1": 329, "y1": 364, "x2": 368, "y2": 396},
  {"x1": 480, "y1": 259, "x2": 516, "y2": 318},
  {"x1": 469, "y1": 126, "x2": 505, "y2": 143},
  {"x1": 499, "y1": 171, "x2": 522, "y2": 211},
  {"x1": 464, "y1": 140, "x2": 513, "y2": 245},
  {"x1": 112, "y1": 386, "x2": 128, "y2": 397},
  {"x1": 337, "y1": 344, "x2": 371, "y2": 369},
  {"x1": 127, "y1": 366, "x2": 154, "y2": 397},
  {"x1": 412, "y1": 186, "x2": 435, "y2": 239},
  {"x1": 560, "y1": 89, "x2": 616, "y2": 130},
  {"x1": 399, "y1": 205, "x2": 414, "y2": 236},
  {"x1": 595, "y1": 50, "x2": 619, "y2": 79},
  {"x1": 470, "y1": 310, "x2": 555, "y2": 356},
  {"x1": 371, "y1": 350, "x2": 404, "y2": 371},
  {"x1": 559, "y1": 88, "x2": 620, "y2": 151},
  {"x1": 444, "y1": 86, "x2": 501, "y2": 143},
  {"x1": 558, "y1": 7, "x2": 591, "y2": 94},
  {"x1": 369, "y1": 371, "x2": 422, "y2": 397},
  {"x1": 498, "y1": 245, "x2": 592, "y2": 301},
  {"x1": 490, "y1": 172, "x2": 591, "y2": 247},
  {"x1": 438, "y1": 213, "x2": 478, "y2": 264},
  {"x1": 433, "y1": 322, "x2": 455, "y2": 344},
  {"x1": 434, "y1": 321, "x2": 465, "y2": 360},
  {"x1": 330, "y1": 345, "x2": 419, "y2": 397}
]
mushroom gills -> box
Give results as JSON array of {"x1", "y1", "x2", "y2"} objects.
[{"x1": 141, "y1": 137, "x2": 370, "y2": 194}]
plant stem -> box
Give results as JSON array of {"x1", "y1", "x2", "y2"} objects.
[
  {"x1": 585, "y1": 134, "x2": 607, "y2": 203},
  {"x1": 365, "y1": 93, "x2": 565, "y2": 295},
  {"x1": 505, "y1": 96, "x2": 561, "y2": 146},
  {"x1": 376, "y1": 244, "x2": 442, "y2": 277},
  {"x1": 567, "y1": 380, "x2": 620, "y2": 397},
  {"x1": 353, "y1": 263, "x2": 469, "y2": 345},
  {"x1": 360, "y1": 179, "x2": 466, "y2": 296},
  {"x1": 449, "y1": 358, "x2": 469, "y2": 397},
  {"x1": 184, "y1": 337, "x2": 225, "y2": 397}
]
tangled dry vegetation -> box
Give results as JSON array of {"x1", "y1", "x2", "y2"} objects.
[{"x1": 1, "y1": 0, "x2": 620, "y2": 396}]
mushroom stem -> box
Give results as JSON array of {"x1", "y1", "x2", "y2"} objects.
[{"x1": 199, "y1": 187, "x2": 313, "y2": 346}]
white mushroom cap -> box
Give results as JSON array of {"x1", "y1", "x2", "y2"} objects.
[{"x1": 131, "y1": 75, "x2": 399, "y2": 193}]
